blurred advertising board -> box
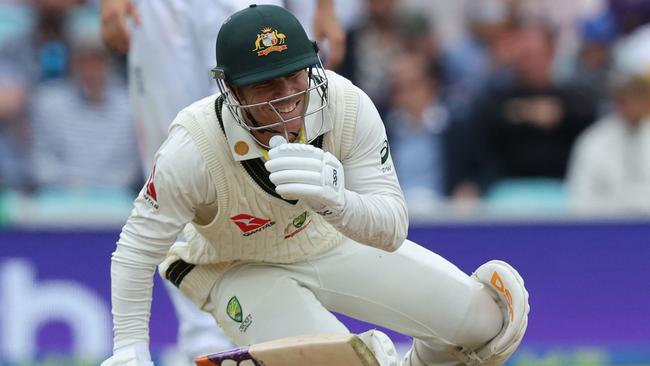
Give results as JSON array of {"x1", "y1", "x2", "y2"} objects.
[{"x1": 1, "y1": 221, "x2": 649, "y2": 365}]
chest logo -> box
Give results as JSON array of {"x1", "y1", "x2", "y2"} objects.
[
  {"x1": 284, "y1": 211, "x2": 312, "y2": 239},
  {"x1": 230, "y1": 214, "x2": 276, "y2": 236}
]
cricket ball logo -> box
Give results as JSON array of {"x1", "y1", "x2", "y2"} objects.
[{"x1": 253, "y1": 27, "x2": 287, "y2": 56}]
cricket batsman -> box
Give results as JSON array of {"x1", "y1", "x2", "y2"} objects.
[
  {"x1": 101, "y1": 0, "x2": 346, "y2": 360},
  {"x1": 101, "y1": 5, "x2": 529, "y2": 366}
]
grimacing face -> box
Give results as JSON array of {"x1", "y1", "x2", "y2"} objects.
[{"x1": 233, "y1": 69, "x2": 310, "y2": 146}]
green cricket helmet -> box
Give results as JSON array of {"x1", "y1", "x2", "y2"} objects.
[{"x1": 212, "y1": 4, "x2": 329, "y2": 147}]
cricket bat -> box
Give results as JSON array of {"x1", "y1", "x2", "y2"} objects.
[{"x1": 195, "y1": 332, "x2": 380, "y2": 366}]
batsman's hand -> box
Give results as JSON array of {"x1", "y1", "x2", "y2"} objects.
[
  {"x1": 101, "y1": 341, "x2": 153, "y2": 366},
  {"x1": 100, "y1": 0, "x2": 141, "y2": 54},
  {"x1": 266, "y1": 143, "x2": 346, "y2": 215}
]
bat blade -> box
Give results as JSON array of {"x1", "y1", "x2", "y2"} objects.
[{"x1": 195, "y1": 333, "x2": 379, "y2": 366}]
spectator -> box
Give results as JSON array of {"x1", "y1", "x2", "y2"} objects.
[
  {"x1": 0, "y1": 79, "x2": 31, "y2": 190},
  {"x1": 567, "y1": 73, "x2": 650, "y2": 214},
  {"x1": 385, "y1": 52, "x2": 449, "y2": 212},
  {"x1": 450, "y1": 25, "x2": 598, "y2": 196},
  {"x1": 337, "y1": 0, "x2": 404, "y2": 116},
  {"x1": 0, "y1": 0, "x2": 82, "y2": 190},
  {"x1": 0, "y1": 0, "x2": 81, "y2": 85},
  {"x1": 514, "y1": 0, "x2": 606, "y2": 80},
  {"x1": 442, "y1": 0, "x2": 513, "y2": 112},
  {"x1": 562, "y1": 11, "x2": 618, "y2": 115},
  {"x1": 30, "y1": 10, "x2": 140, "y2": 191},
  {"x1": 395, "y1": 11, "x2": 439, "y2": 60}
]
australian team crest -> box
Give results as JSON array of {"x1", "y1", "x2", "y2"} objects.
[
  {"x1": 253, "y1": 27, "x2": 287, "y2": 56},
  {"x1": 284, "y1": 211, "x2": 312, "y2": 239}
]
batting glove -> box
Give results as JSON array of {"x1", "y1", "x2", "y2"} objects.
[
  {"x1": 100, "y1": 341, "x2": 154, "y2": 366},
  {"x1": 358, "y1": 330, "x2": 400, "y2": 366},
  {"x1": 265, "y1": 143, "x2": 346, "y2": 215}
]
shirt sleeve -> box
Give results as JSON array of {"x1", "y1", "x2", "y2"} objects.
[
  {"x1": 324, "y1": 86, "x2": 408, "y2": 252},
  {"x1": 110, "y1": 126, "x2": 216, "y2": 350}
]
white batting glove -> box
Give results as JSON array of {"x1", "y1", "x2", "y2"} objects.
[
  {"x1": 101, "y1": 341, "x2": 154, "y2": 366},
  {"x1": 358, "y1": 330, "x2": 400, "y2": 366},
  {"x1": 265, "y1": 143, "x2": 346, "y2": 215}
]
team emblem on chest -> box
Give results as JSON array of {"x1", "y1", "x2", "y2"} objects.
[{"x1": 284, "y1": 211, "x2": 312, "y2": 239}]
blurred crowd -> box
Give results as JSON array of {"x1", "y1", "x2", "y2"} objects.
[
  {"x1": 1, "y1": 0, "x2": 650, "y2": 222},
  {"x1": 0, "y1": 0, "x2": 139, "y2": 195}
]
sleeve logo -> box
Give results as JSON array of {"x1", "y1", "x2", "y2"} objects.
[
  {"x1": 380, "y1": 139, "x2": 392, "y2": 173},
  {"x1": 143, "y1": 165, "x2": 159, "y2": 210},
  {"x1": 380, "y1": 139, "x2": 390, "y2": 164}
]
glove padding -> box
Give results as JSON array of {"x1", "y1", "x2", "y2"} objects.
[
  {"x1": 453, "y1": 260, "x2": 529, "y2": 366},
  {"x1": 101, "y1": 342, "x2": 153, "y2": 366},
  {"x1": 265, "y1": 143, "x2": 345, "y2": 215}
]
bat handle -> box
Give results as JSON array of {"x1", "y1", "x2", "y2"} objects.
[{"x1": 269, "y1": 135, "x2": 287, "y2": 149}]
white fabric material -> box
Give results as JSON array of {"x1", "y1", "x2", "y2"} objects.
[
  {"x1": 160, "y1": 94, "x2": 342, "y2": 307},
  {"x1": 203, "y1": 238, "x2": 502, "y2": 352},
  {"x1": 162, "y1": 280, "x2": 235, "y2": 359},
  {"x1": 266, "y1": 143, "x2": 346, "y2": 214},
  {"x1": 156, "y1": 72, "x2": 405, "y2": 307},
  {"x1": 109, "y1": 71, "x2": 408, "y2": 350},
  {"x1": 101, "y1": 341, "x2": 152, "y2": 366},
  {"x1": 110, "y1": 129, "x2": 212, "y2": 349},
  {"x1": 567, "y1": 115, "x2": 650, "y2": 214}
]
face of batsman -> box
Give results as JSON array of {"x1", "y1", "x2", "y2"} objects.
[
  {"x1": 212, "y1": 4, "x2": 328, "y2": 148},
  {"x1": 232, "y1": 69, "x2": 310, "y2": 145}
]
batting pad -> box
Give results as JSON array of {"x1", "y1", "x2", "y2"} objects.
[{"x1": 195, "y1": 332, "x2": 380, "y2": 366}]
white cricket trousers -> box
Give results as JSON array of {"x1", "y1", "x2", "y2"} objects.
[{"x1": 203, "y1": 238, "x2": 503, "y2": 366}]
